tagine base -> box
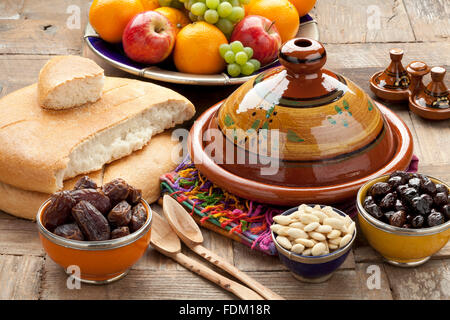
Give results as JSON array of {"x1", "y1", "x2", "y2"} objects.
[
  {"x1": 291, "y1": 272, "x2": 334, "y2": 283},
  {"x1": 67, "y1": 269, "x2": 129, "y2": 285},
  {"x1": 369, "y1": 71, "x2": 409, "y2": 102},
  {"x1": 409, "y1": 96, "x2": 450, "y2": 120},
  {"x1": 189, "y1": 101, "x2": 414, "y2": 206},
  {"x1": 383, "y1": 256, "x2": 431, "y2": 268}
]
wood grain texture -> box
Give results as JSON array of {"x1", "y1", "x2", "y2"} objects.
[
  {"x1": 314, "y1": 0, "x2": 415, "y2": 43},
  {"x1": 0, "y1": 219, "x2": 44, "y2": 256},
  {"x1": 403, "y1": 0, "x2": 450, "y2": 41},
  {"x1": 355, "y1": 263, "x2": 393, "y2": 299},
  {"x1": 385, "y1": 260, "x2": 450, "y2": 299},
  {"x1": 0, "y1": 254, "x2": 44, "y2": 299}
]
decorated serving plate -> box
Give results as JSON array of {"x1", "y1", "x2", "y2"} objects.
[{"x1": 84, "y1": 15, "x2": 319, "y2": 86}]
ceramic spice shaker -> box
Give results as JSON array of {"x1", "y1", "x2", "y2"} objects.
[
  {"x1": 369, "y1": 48, "x2": 410, "y2": 102},
  {"x1": 406, "y1": 61, "x2": 430, "y2": 96}
]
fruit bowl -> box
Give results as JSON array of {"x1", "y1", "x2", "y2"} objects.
[
  {"x1": 84, "y1": 15, "x2": 318, "y2": 86},
  {"x1": 188, "y1": 38, "x2": 414, "y2": 205}
]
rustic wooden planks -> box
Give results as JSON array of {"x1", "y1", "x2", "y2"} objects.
[
  {"x1": 0, "y1": 254, "x2": 44, "y2": 299},
  {"x1": 314, "y1": 0, "x2": 415, "y2": 44}
]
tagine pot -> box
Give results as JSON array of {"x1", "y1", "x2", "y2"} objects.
[{"x1": 188, "y1": 38, "x2": 414, "y2": 205}]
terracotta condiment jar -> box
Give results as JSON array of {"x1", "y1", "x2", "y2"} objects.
[
  {"x1": 406, "y1": 61, "x2": 430, "y2": 96},
  {"x1": 369, "y1": 48, "x2": 410, "y2": 102},
  {"x1": 408, "y1": 65, "x2": 450, "y2": 120}
]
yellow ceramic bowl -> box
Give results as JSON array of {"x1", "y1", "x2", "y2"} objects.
[
  {"x1": 357, "y1": 175, "x2": 450, "y2": 267},
  {"x1": 37, "y1": 199, "x2": 152, "y2": 284}
]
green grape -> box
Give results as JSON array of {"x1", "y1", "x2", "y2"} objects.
[
  {"x1": 197, "y1": 14, "x2": 205, "y2": 21},
  {"x1": 206, "y1": 0, "x2": 220, "y2": 9},
  {"x1": 191, "y1": 2, "x2": 207, "y2": 16},
  {"x1": 243, "y1": 47, "x2": 253, "y2": 59},
  {"x1": 241, "y1": 62, "x2": 255, "y2": 76},
  {"x1": 215, "y1": 18, "x2": 234, "y2": 35},
  {"x1": 249, "y1": 59, "x2": 261, "y2": 71},
  {"x1": 217, "y1": 2, "x2": 233, "y2": 17},
  {"x1": 239, "y1": 0, "x2": 250, "y2": 4},
  {"x1": 197, "y1": 0, "x2": 206, "y2": 2},
  {"x1": 235, "y1": 51, "x2": 248, "y2": 65},
  {"x1": 219, "y1": 43, "x2": 231, "y2": 57},
  {"x1": 224, "y1": 50, "x2": 235, "y2": 63},
  {"x1": 159, "y1": 0, "x2": 172, "y2": 6},
  {"x1": 227, "y1": 63, "x2": 241, "y2": 77},
  {"x1": 188, "y1": 12, "x2": 198, "y2": 21},
  {"x1": 230, "y1": 41, "x2": 244, "y2": 53},
  {"x1": 228, "y1": 6, "x2": 245, "y2": 22},
  {"x1": 204, "y1": 9, "x2": 219, "y2": 24}
]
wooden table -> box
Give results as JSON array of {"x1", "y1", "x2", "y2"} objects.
[{"x1": 0, "y1": 0, "x2": 449, "y2": 300}]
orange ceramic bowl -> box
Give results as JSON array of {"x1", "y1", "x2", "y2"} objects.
[
  {"x1": 37, "y1": 199, "x2": 152, "y2": 284},
  {"x1": 357, "y1": 175, "x2": 450, "y2": 267}
]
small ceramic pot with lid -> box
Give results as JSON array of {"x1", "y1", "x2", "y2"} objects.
[{"x1": 189, "y1": 38, "x2": 414, "y2": 205}]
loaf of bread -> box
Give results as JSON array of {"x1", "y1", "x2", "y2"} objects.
[
  {"x1": 0, "y1": 76, "x2": 195, "y2": 194},
  {"x1": 0, "y1": 132, "x2": 179, "y2": 220},
  {"x1": 38, "y1": 56, "x2": 105, "y2": 110}
]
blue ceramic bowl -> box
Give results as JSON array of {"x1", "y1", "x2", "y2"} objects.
[{"x1": 271, "y1": 205, "x2": 356, "y2": 283}]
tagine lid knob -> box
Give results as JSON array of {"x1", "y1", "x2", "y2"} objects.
[{"x1": 278, "y1": 38, "x2": 327, "y2": 74}]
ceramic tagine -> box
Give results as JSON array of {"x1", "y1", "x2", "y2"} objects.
[{"x1": 189, "y1": 38, "x2": 414, "y2": 205}]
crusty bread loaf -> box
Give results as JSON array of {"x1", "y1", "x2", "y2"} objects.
[
  {"x1": 0, "y1": 76, "x2": 195, "y2": 194},
  {"x1": 38, "y1": 56, "x2": 105, "y2": 110},
  {"x1": 0, "y1": 132, "x2": 179, "y2": 220}
]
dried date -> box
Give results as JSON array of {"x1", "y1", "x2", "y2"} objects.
[
  {"x1": 129, "y1": 203, "x2": 147, "y2": 232},
  {"x1": 102, "y1": 178, "x2": 130, "y2": 204},
  {"x1": 43, "y1": 191, "x2": 76, "y2": 230},
  {"x1": 72, "y1": 201, "x2": 110, "y2": 241},
  {"x1": 74, "y1": 176, "x2": 98, "y2": 190},
  {"x1": 54, "y1": 223, "x2": 84, "y2": 241},
  {"x1": 107, "y1": 201, "x2": 132, "y2": 227},
  {"x1": 111, "y1": 226, "x2": 130, "y2": 239},
  {"x1": 127, "y1": 186, "x2": 142, "y2": 205},
  {"x1": 69, "y1": 189, "x2": 111, "y2": 215}
]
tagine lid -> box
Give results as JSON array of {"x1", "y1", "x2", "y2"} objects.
[{"x1": 217, "y1": 38, "x2": 386, "y2": 161}]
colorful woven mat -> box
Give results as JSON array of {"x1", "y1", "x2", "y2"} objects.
[{"x1": 160, "y1": 155, "x2": 419, "y2": 256}]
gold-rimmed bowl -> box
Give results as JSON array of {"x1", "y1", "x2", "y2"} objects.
[
  {"x1": 36, "y1": 199, "x2": 153, "y2": 284},
  {"x1": 271, "y1": 205, "x2": 356, "y2": 283},
  {"x1": 357, "y1": 174, "x2": 450, "y2": 267}
]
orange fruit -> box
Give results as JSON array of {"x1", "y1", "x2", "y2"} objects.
[
  {"x1": 140, "y1": 0, "x2": 160, "y2": 10},
  {"x1": 89, "y1": 0, "x2": 144, "y2": 43},
  {"x1": 247, "y1": 0, "x2": 299, "y2": 43},
  {"x1": 289, "y1": 0, "x2": 316, "y2": 17},
  {"x1": 174, "y1": 22, "x2": 227, "y2": 75},
  {"x1": 155, "y1": 7, "x2": 190, "y2": 35}
]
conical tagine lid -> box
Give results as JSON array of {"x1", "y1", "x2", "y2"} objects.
[{"x1": 208, "y1": 38, "x2": 396, "y2": 188}]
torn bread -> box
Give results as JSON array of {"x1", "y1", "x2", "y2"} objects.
[
  {"x1": 0, "y1": 132, "x2": 179, "y2": 220},
  {"x1": 0, "y1": 76, "x2": 194, "y2": 194},
  {"x1": 38, "y1": 56, "x2": 105, "y2": 110}
]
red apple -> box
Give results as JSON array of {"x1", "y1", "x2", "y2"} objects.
[
  {"x1": 122, "y1": 11, "x2": 176, "y2": 64},
  {"x1": 230, "y1": 15, "x2": 282, "y2": 66}
]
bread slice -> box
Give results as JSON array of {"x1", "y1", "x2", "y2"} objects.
[
  {"x1": 38, "y1": 56, "x2": 105, "y2": 110},
  {"x1": 0, "y1": 76, "x2": 195, "y2": 193},
  {"x1": 0, "y1": 132, "x2": 179, "y2": 220}
]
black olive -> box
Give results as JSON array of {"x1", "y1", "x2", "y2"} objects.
[
  {"x1": 441, "y1": 205, "x2": 450, "y2": 220},
  {"x1": 363, "y1": 195, "x2": 375, "y2": 208},
  {"x1": 411, "y1": 215, "x2": 424, "y2": 228},
  {"x1": 396, "y1": 184, "x2": 409, "y2": 195},
  {"x1": 419, "y1": 176, "x2": 437, "y2": 195},
  {"x1": 434, "y1": 192, "x2": 448, "y2": 207},
  {"x1": 388, "y1": 176, "x2": 403, "y2": 189},
  {"x1": 411, "y1": 196, "x2": 431, "y2": 216},
  {"x1": 380, "y1": 193, "x2": 396, "y2": 211},
  {"x1": 395, "y1": 199, "x2": 407, "y2": 212},
  {"x1": 370, "y1": 182, "x2": 392, "y2": 198},
  {"x1": 389, "y1": 210, "x2": 407, "y2": 227},
  {"x1": 389, "y1": 171, "x2": 411, "y2": 184},
  {"x1": 435, "y1": 184, "x2": 449, "y2": 196},
  {"x1": 365, "y1": 203, "x2": 383, "y2": 219},
  {"x1": 427, "y1": 210, "x2": 445, "y2": 227},
  {"x1": 408, "y1": 178, "x2": 421, "y2": 190},
  {"x1": 401, "y1": 188, "x2": 419, "y2": 203},
  {"x1": 383, "y1": 211, "x2": 395, "y2": 223}
]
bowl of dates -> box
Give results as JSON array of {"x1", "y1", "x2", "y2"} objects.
[
  {"x1": 357, "y1": 171, "x2": 450, "y2": 267},
  {"x1": 36, "y1": 177, "x2": 153, "y2": 284}
]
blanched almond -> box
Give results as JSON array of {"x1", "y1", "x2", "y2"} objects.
[
  {"x1": 316, "y1": 225, "x2": 333, "y2": 233},
  {"x1": 309, "y1": 232, "x2": 326, "y2": 241},
  {"x1": 276, "y1": 236, "x2": 292, "y2": 250},
  {"x1": 339, "y1": 234, "x2": 352, "y2": 248},
  {"x1": 295, "y1": 238, "x2": 315, "y2": 247},
  {"x1": 327, "y1": 229, "x2": 341, "y2": 239},
  {"x1": 273, "y1": 215, "x2": 291, "y2": 226},
  {"x1": 291, "y1": 243, "x2": 305, "y2": 254},
  {"x1": 329, "y1": 237, "x2": 342, "y2": 245},
  {"x1": 302, "y1": 248, "x2": 312, "y2": 256},
  {"x1": 311, "y1": 242, "x2": 326, "y2": 256},
  {"x1": 304, "y1": 222, "x2": 320, "y2": 232},
  {"x1": 323, "y1": 217, "x2": 344, "y2": 230},
  {"x1": 300, "y1": 214, "x2": 320, "y2": 225},
  {"x1": 287, "y1": 228, "x2": 308, "y2": 239},
  {"x1": 289, "y1": 221, "x2": 306, "y2": 230}
]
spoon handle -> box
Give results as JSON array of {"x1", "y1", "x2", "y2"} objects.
[
  {"x1": 192, "y1": 245, "x2": 284, "y2": 300},
  {"x1": 173, "y1": 252, "x2": 264, "y2": 300}
]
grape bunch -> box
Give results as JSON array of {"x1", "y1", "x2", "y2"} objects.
[
  {"x1": 220, "y1": 41, "x2": 261, "y2": 77},
  {"x1": 182, "y1": 0, "x2": 249, "y2": 37}
]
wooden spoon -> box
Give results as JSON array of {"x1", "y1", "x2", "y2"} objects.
[
  {"x1": 162, "y1": 195, "x2": 284, "y2": 300},
  {"x1": 150, "y1": 211, "x2": 264, "y2": 300}
]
